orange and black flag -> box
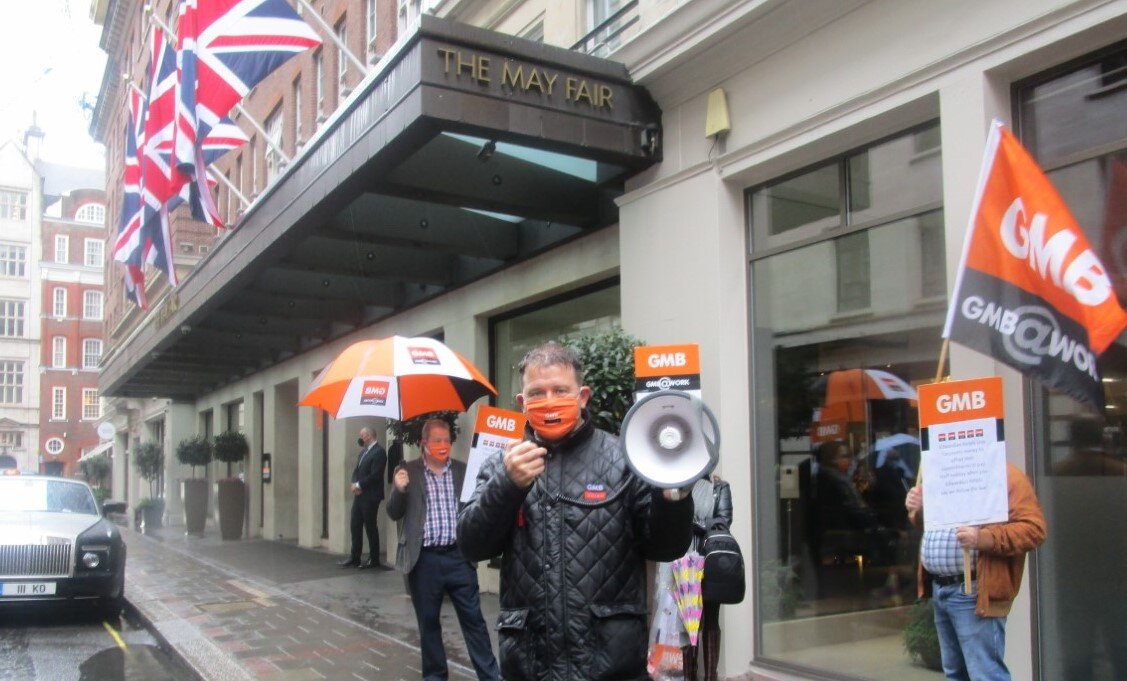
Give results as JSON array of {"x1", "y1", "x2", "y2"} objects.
[{"x1": 943, "y1": 120, "x2": 1127, "y2": 411}]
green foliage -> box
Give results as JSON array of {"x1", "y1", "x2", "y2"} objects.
[
  {"x1": 903, "y1": 599, "x2": 943, "y2": 670},
  {"x1": 78, "y1": 452, "x2": 111, "y2": 488},
  {"x1": 175, "y1": 435, "x2": 213, "y2": 478},
  {"x1": 213, "y1": 430, "x2": 249, "y2": 464},
  {"x1": 91, "y1": 487, "x2": 110, "y2": 505},
  {"x1": 133, "y1": 442, "x2": 164, "y2": 498},
  {"x1": 386, "y1": 411, "x2": 460, "y2": 447},
  {"x1": 557, "y1": 327, "x2": 644, "y2": 436}
]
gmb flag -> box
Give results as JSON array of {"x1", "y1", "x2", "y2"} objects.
[{"x1": 943, "y1": 120, "x2": 1127, "y2": 411}]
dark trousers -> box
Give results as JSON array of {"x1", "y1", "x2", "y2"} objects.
[
  {"x1": 349, "y1": 497, "x2": 381, "y2": 563},
  {"x1": 407, "y1": 546, "x2": 499, "y2": 681}
]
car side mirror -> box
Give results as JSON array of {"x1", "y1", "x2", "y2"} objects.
[{"x1": 101, "y1": 500, "x2": 128, "y2": 517}]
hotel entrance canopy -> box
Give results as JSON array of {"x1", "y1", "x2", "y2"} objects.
[{"x1": 101, "y1": 16, "x2": 662, "y2": 400}]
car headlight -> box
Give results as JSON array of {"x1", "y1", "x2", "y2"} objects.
[{"x1": 82, "y1": 552, "x2": 102, "y2": 568}]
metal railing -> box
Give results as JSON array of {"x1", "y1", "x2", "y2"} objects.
[{"x1": 571, "y1": 0, "x2": 640, "y2": 58}]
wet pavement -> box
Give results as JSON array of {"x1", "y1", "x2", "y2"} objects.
[
  {"x1": 123, "y1": 524, "x2": 499, "y2": 680},
  {"x1": 0, "y1": 607, "x2": 196, "y2": 681}
]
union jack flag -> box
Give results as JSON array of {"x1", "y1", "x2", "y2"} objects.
[
  {"x1": 175, "y1": 0, "x2": 321, "y2": 185},
  {"x1": 113, "y1": 89, "x2": 148, "y2": 310}
]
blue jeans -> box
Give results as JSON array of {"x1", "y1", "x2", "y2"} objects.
[
  {"x1": 407, "y1": 546, "x2": 500, "y2": 681},
  {"x1": 932, "y1": 581, "x2": 1010, "y2": 681}
]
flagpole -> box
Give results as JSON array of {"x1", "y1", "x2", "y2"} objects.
[
  {"x1": 146, "y1": 8, "x2": 291, "y2": 165},
  {"x1": 123, "y1": 76, "x2": 251, "y2": 209},
  {"x1": 292, "y1": 0, "x2": 371, "y2": 75}
]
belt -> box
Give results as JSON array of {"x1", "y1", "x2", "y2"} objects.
[
  {"x1": 933, "y1": 572, "x2": 975, "y2": 587},
  {"x1": 422, "y1": 544, "x2": 458, "y2": 554}
]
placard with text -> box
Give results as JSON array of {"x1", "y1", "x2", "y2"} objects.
[
  {"x1": 918, "y1": 376, "x2": 1009, "y2": 530},
  {"x1": 634, "y1": 344, "x2": 701, "y2": 399},
  {"x1": 461, "y1": 406, "x2": 527, "y2": 502}
]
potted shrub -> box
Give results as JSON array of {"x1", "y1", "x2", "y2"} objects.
[
  {"x1": 132, "y1": 441, "x2": 165, "y2": 531},
  {"x1": 78, "y1": 452, "x2": 111, "y2": 490},
  {"x1": 557, "y1": 327, "x2": 645, "y2": 436},
  {"x1": 213, "y1": 431, "x2": 249, "y2": 540},
  {"x1": 176, "y1": 435, "x2": 212, "y2": 535}
]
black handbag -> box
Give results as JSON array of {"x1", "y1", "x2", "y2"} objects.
[{"x1": 700, "y1": 517, "x2": 745, "y2": 604}]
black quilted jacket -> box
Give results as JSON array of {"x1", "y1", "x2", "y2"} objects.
[{"x1": 457, "y1": 416, "x2": 693, "y2": 680}]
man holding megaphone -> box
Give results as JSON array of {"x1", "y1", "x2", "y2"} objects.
[{"x1": 458, "y1": 342, "x2": 694, "y2": 681}]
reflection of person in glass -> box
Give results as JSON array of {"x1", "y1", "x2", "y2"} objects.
[{"x1": 814, "y1": 440, "x2": 877, "y2": 534}]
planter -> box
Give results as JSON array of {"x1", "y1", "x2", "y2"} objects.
[
  {"x1": 216, "y1": 478, "x2": 246, "y2": 540},
  {"x1": 181, "y1": 479, "x2": 208, "y2": 535},
  {"x1": 137, "y1": 499, "x2": 165, "y2": 533}
]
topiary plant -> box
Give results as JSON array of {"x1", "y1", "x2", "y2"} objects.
[
  {"x1": 132, "y1": 441, "x2": 164, "y2": 500},
  {"x1": 78, "y1": 452, "x2": 111, "y2": 489},
  {"x1": 386, "y1": 411, "x2": 460, "y2": 447},
  {"x1": 176, "y1": 435, "x2": 213, "y2": 479},
  {"x1": 903, "y1": 599, "x2": 943, "y2": 670},
  {"x1": 557, "y1": 327, "x2": 645, "y2": 436},
  {"x1": 213, "y1": 430, "x2": 249, "y2": 478}
]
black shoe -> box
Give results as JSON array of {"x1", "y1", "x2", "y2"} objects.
[
  {"x1": 374, "y1": 563, "x2": 394, "y2": 572},
  {"x1": 338, "y1": 559, "x2": 360, "y2": 568},
  {"x1": 357, "y1": 560, "x2": 375, "y2": 569}
]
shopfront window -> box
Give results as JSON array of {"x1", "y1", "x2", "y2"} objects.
[
  {"x1": 749, "y1": 121, "x2": 945, "y2": 678},
  {"x1": 490, "y1": 282, "x2": 620, "y2": 411},
  {"x1": 1017, "y1": 43, "x2": 1127, "y2": 681}
]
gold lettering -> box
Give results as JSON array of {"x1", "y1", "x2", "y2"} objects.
[
  {"x1": 565, "y1": 77, "x2": 579, "y2": 100},
  {"x1": 597, "y1": 84, "x2": 613, "y2": 109},
  {"x1": 502, "y1": 62, "x2": 523, "y2": 89},
  {"x1": 478, "y1": 56, "x2": 491, "y2": 84},
  {"x1": 543, "y1": 72, "x2": 558, "y2": 95},
  {"x1": 573, "y1": 79, "x2": 593, "y2": 105},
  {"x1": 438, "y1": 48, "x2": 456, "y2": 74},
  {"x1": 457, "y1": 51, "x2": 476, "y2": 77},
  {"x1": 526, "y1": 68, "x2": 545, "y2": 94}
]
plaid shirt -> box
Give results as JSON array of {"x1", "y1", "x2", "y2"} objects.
[
  {"x1": 920, "y1": 528, "x2": 978, "y2": 576},
  {"x1": 422, "y1": 462, "x2": 457, "y2": 548}
]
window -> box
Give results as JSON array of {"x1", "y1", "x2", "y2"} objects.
[
  {"x1": 52, "y1": 337, "x2": 66, "y2": 368},
  {"x1": 0, "y1": 361, "x2": 23, "y2": 403},
  {"x1": 83, "y1": 291, "x2": 103, "y2": 320},
  {"x1": 265, "y1": 106, "x2": 284, "y2": 183},
  {"x1": 0, "y1": 431, "x2": 22, "y2": 449},
  {"x1": 82, "y1": 389, "x2": 100, "y2": 420},
  {"x1": 1018, "y1": 45, "x2": 1127, "y2": 681},
  {"x1": 366, "y1": 0, "x2": 378, "y2": 62},
  {"x1": 748, "y1": 122, "x2": 944, "y2": 679},
  {"x1": 51, "y1": 387, "x2": 66, "y2": 420},
  {"x1": 490, "y1": 282, "x2": 621, "y2": 412},
  {"x1": 84, "y1": 239, "x2": 104, "y2": 267},
  {"x1": 44, "y1": 438, "x2": 63, "y2": 455},
  {"x1": 0, "y1": 244, "x2": 26, "y2": 277},
  {"x1": 52, "y1": 287, "x2": 67, "y2": 318},
  {"x1": 82, "y1": 339, "x2": 102, "y2": 369},
  {"x1": 293, "y1": 77, "x2": 303, "y2": 143},
  {"x1": 0, "y1": 191, "x2": 27, "y2": 220},
  {"x1": 336, "y1": 21, "x2": 349, "y2": 99},
  {"x1": 0, "y1": 300, "x2": 25, "y2": 337},
  {"x1": 54, "y1": 235, "x2": 69, "y2": 263},
  {"x1": 314, "y1": 49, "x2": 325, "y2": 120},
  {"x1": 250, "y1": 136, "x2": 258, "y2": 193},
  {"x1": 397, "y1": 0, "x2": 423, "y2": 34},
  {"x1": 74, "y1": 203, "x2": 105, "y2": 224}
]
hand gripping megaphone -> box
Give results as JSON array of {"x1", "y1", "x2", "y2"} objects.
[{"x1": 620, "y1": 390, "x2": 720, "y2": 489}]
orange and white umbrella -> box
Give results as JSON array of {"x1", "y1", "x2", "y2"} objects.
[{"x1": 298, "y1": 336, "x2": 497, "y2": 421}]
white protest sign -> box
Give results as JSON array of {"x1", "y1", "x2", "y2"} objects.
[
  {"x1": 461, "y1": 406, "x2": 526, "y2": 503},
  {"x1": 918, "y1": 377, "x2": 1009, "y2": 530}
]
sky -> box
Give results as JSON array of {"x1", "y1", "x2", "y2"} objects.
[{"x1": 0, "y1": 0, "x2": 107, "y2": 169}]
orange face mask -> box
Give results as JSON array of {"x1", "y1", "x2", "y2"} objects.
[
  {"x1": 524, "y1": 397, "x2": 581, "y2": 442},
  {"x1": 428, "y1": 444, "x2": 451, "y2": 463}
]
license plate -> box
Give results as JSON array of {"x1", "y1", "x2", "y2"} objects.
[{"x1": 1, "y1": 582, "x2": 57, "y2": 596}]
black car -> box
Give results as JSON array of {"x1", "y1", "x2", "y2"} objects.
[{"x1": 0, "y1": 475, "x2": 126, "y2": 616}]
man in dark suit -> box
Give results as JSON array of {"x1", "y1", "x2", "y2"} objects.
[
  {"x1": 339, "y1": 426, "x2": 389, "y2": 569},
  {"x1": 387, "y1": 418, "x2": 498, "y2": 681}
]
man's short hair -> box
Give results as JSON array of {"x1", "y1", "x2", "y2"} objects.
[
  {"x1": 816, "y1": 440, "x2": 849, "y2": 466},
  {"x1": 421, "y1": 418, "x2": 451, "y2": 441},
  {"x1": 516, "y1": 342, "x2": 584, "y2": 386}
]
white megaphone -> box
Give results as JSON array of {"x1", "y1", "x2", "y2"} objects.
[{"x1": 620, "y1": 389, "x2": 720, "y2": 489}]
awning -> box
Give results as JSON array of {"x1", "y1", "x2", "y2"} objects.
[
  {"x1": 100, "y1": 15, "x2": 662, "y2": 400},
  {"x1": 80, "y1": 441, "x2": 113, "y2": 462}
]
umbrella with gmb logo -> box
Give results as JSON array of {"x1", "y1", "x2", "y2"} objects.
[{"x1": 298, "y1": 336, "x2": 497, "y2": 420}]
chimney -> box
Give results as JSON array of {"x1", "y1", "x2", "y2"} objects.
[{"x1": 23, "y1": 112, "x2": 45, "y2": 162}]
